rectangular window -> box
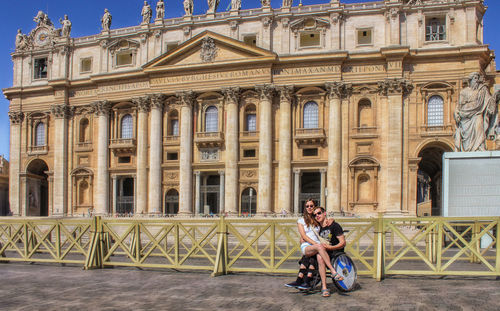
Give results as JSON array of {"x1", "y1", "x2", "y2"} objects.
[
  {"x1": 116, "y1": 52, "x2": 133, "y2": 66},
  {"x1": 171, "y1": 119, "x2": 179, "y2": 136},
  {"x1": 299, "y1": 32, "x2": 320, "y2": 48},
  {"x1": 357, "y1": 29, "x2": 372, "y2": 45},
  {"x1": 34, "y1": 57, "x2": 48, "y2": 79},
  {"x1": 167, "y1": 152, "x2": 178, "y2": 161},
  {"x1": 243, "y1": 149, "x2": 256, "y2": 158},
  {"x1": 80, "y1": 57, "x2": 92, "y2": 73},
  {"x1": 166, "y1": 42, "x2": 179, "y2": 52},
  {"x1": 118, "y1": 156, "x2": 131, "y2": 164},
  {"x1": 246, "y1": 114, "x2": 256, "y2": 132},
  {"x1": 426, "y1": 17, "x2": 446, "y2": 41},
  {"x1": 303, "y1": 148, "x2": 318, "y2": 157},
  {"x1": 243, "y1": 35, "x2": 257, "y2": 46}
]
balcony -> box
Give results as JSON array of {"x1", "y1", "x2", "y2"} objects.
[
  {"x1": 27, "y1": 145, "x2": 48, "y2": 155},
  {"x1": 75, "y1": 141, "x2": 93, "y2": 152},
  {"x1": 294, "y1": 128, "x2": 326, "y2": 146},
  {"x1": 420, "y1": 124, "x2": 453, "y2": 137},
  {"x1": 194, "y1": 132, "x2": 224, "y2": 148},
  {"x1": 239, "y1": 131, "x2": 259, "y2": 142},
  {"x1": 109, "y1": 138, "x2": 136, "y2": 155},
  {"x1": 163, "y1": 135, "x2": 180, "y2": 146}
]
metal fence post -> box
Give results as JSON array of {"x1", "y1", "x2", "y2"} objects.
[
  {"x1": 212, "y1": 216, "x2": 227, "y2": 277},
  {"x1": 84, "y1": 216, "x2": 104, "y2": 270},
  {"x1": 374, "y1": 214, "x2": 385, "y2": 281}
]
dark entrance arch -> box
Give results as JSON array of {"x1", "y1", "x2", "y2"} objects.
[
  {"x1": 26, "y1": 159, "x2": 49, "y2": 216},
  {"x1": 417, "y1": 143, "x2": 452, "y2": 216},
  {"x1": 165, "y1": 189, "x2": 179, "y2": 215},
  {"x1": 240, "y1": 187, "x2": 256, "y2": 216}
]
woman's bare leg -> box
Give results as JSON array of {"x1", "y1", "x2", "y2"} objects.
[
  {"x1": 305, "y1": 244, "x2": 336, "y2": 273},
  {"x1": 317, "y1": 254, "x2": 327, "y2": 290}
]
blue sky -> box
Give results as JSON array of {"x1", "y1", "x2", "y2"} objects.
[{"x1": 0, "y1": 0, "x2": 498, "y2": 160}]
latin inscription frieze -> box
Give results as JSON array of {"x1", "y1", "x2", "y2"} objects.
[
  {"x1": 272, "y1": 65, "x2": 340, "y2": 76},
  {"x1": 151, "y1": 69, "x2": 268, "y2": 85},
  {"x1": 342, "y1": 65, "x2": 385, "y2": 73}
]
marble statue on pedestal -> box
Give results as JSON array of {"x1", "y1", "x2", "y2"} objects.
[
  {"x1": 156, "y1": 1, "x2": 165, "y2": 19},
  {"x1": 184, "y1": 0, "x2": 193, "y2": 16},
  {"x1": 101, "y1": 9, "x2": 112, "y2": 31},
  {"x1": 231, "y1": 0, "x2": 241, "y2": 11},
  {"x1": 141, "y1": 1, "x2": 153, "y2": 24},
  {"x1": 207, "y1": 0, "x2": 220, "y2": 14},
  {"x1": 59, "y1": 15, "x2": 72, "y2": 37},
  {"x1": 454, "y1": 72, "x2": 499, "y2": 152}
]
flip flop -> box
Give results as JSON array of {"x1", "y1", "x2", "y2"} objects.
[
  {"x1": 321, "y1": 289, "x2": 330, "y2": 297},
  {"x1": 332, "y1": 272, "x2": 344, "y2": 281}
]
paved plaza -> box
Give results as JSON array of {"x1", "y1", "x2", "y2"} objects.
[{"x1": 0, "y1": 263, "x2": 499, "y2": 310}]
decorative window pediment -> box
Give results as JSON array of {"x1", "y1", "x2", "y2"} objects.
[
  {"x1": 290, "y1": 17, "x2": 330, "y2": 33},
  {"x1": 107, "y1": 39, "x2": 140, "y2": 55}
]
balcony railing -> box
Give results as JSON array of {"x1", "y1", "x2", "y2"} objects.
[
  {"x1": 420, "y1": 124, "x2": 453, "y2": 137},
  {"x1": 294, "y1": 128, "x2": 326, "y2": 146},
  {"x1": 239, "y1": 131, "x2": 259, "y2": 142},
  {"x1": 27, "y1": 145, "x2": 48, "y2": 155},
  {"x1": 109, "y1": 138, "x2": 136, "y2": 154},
  {"x1": 75, "y1": 141, "x2": 93, "y2": 152},
  {"x1": 194, "y1": 132, "x2": 224, "y2": 148},
  {"x1": 163, "y1": 135, "x2": 180, "y2": 145}
]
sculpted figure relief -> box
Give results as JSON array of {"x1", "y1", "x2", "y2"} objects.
[
  {"x1": 141, "y1": 1, "x2": 153, "y2": 24},
  {"x1": 59, "y1": 15, "x2": 72, "y2": 37},
  {"x1": 454, "y1": 72, "x2": 499, "y2": 152},
  {"x1": 261, "y1": 0, "x2": 271, "y2": 7},
  {"x1": 15, "y1": 29, "x2": 28, "y2": 50},
  {"x1": 231, "y1": 0, "x2": 241, "y2": 11},
  {"x1": 34, "y1": 11, "x2": 52, "y2": 26},
  {"x1": 207, "y1": 0, "x2": 220, "y2": 13},
  {"x1": 101, "y1": 9, "x2": 112, "y2": 31},
  {"x1": 156, "y1": 0, "x2": 165, "y2": 19},
  {"x1": 183, "y1": 0, "x2": 193, "y2": 16}
]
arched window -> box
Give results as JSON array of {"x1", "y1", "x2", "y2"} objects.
[
  {"x1": 35, "y1": 122, "x2": 45, "y2": 146},
  {"x1": 303, "y1": 101, "x2": 318, "y2": 129},
  {"x1": 245, "y1": 104, "x2": 257, "y2": 132},
  {"x1": 205, "y1": 106, "x2": 218, "y2": 132},
  {"x1": 358, "y1": 99, "x2": 372, "y2": 128},
  {"x1": 168, "y1": 110, "x2": 179, "y2": 136},
  {"x1": 120, "y1": 114, "x2": 133, "y2": 139},
  {"x1": 165, "y1": 189, "x2": 179, "y2": 215},
  {"x1": 427, "y1": 95, "x2": 444, "y2": 126},
  {"x1": 79, "y1": 118, "x2": 90, "y2": 142}
]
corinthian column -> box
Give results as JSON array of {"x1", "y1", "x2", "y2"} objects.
[
  {"x1": 222, "y1": 87, "x2": 240, "y2": 214},
  {"x1": 148, "y1": 94, "x2": 164, "y2": 214},
  {"x1": 255, "y1": 84, "x2": 274, "y2": 214},
  {"x1": 50, "y1": 104, "x2": 70, "y2": 216},
  {"x1": 276, "y1": 85, "x2": 293, "y2": 214},
  {"x1": 177, "y1": 91, "x2": 195, "y2": 215},
  {"x1": 93, "y1": 101, "x2": 111, "y2": 215},
  {"x1": 325, "y1": 82, "x2": 351, "y2": 214},
  {"x1": 8, "y1": 111, "x2": 24, "y2": 216},
  {"x1": 133, "y1": 97, "x2": 150, "y2": 215},
  {"x1": 378, "y1": 79, "x2": 413, "y2": 214}
]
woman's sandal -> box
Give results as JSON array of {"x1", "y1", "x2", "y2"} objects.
[
  {"x1": 321, "y1": 289, "x2": 330, "y2": 297},
  {"x1": 332, "y1": 272, "x2": 344, "y2": 281}
]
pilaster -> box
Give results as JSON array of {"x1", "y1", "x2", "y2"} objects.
[
  {"x1": 148, "y1": 94, "x2": 165, "y2": 214},
  {"x1": 8, "y1": 111, "x2": 24, "y2": 216},
  {"x1": 177, "y1": 91, "x2": 195, "y2": 215},
  {"x1": 92, "y1": 100, "x2": 111, "y2": 215},
  {"x1": 133, "y1": 96, "x2": 150, "y2": 215}
]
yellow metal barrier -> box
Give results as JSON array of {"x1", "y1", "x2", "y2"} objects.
[{"x1": 1, "y1": 216, "x2": 499, "y2": 280}]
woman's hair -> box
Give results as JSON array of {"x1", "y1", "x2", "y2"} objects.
[{"x1": 303, "y1": 199, "x2": 318, "y2": 227}]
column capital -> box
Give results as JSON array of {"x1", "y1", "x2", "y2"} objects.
[
  {"x1": 218, "y1": 170, "x2": 225, "y2": 176},
  {"x1": 325, "y1": 81, "x2": 352, "y2": 99},
  {"x1": 222, "y1": 87, "x2": 240, "y2": 104},
  {"x1": 194, "y1": 171, "x2": 201, "y2": 176},
  {"x1": 377, "y1": 78, "x2": 413, "y2": 96},
  {"x1": 255, "y1": 84, "x2": 275, "y2": 101},
  {"x1": 150, "y1": 94, "x2": 167, "y2": 110},
  {"x1": 276, "y1": 85, "x2": 294, "y2": 102},
  {"x1": 320, "y1": 168, "x2": 327, "y2": 174},
  {"x1": 92, "y1": 100, "x2": 111, "y2": 116},
  {"x1": 50, "y1": 104, "x2": 72, "y2": 119},
  {"x1": 176, "y1": 90, "x2": 196, "y2": 107},
  {"x1": 132, "y1": 96, "x2": 151, "y2": 112},
  {"x1": 293, "y1": 168, "x2": 301, "y2": 175},
  {"x1": 8, "y1": 111, "x2": 24, "y2": 124}
]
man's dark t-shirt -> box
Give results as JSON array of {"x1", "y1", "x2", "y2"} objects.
[{"x1": 319, "y1": 221, "x2": 344, "y2": 253}]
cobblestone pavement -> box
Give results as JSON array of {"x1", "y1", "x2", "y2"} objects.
[{"x1": 0, "y1": 263, "x2": 499, "y2": 311}]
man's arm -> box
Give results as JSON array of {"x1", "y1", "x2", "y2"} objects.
[{"x1": 325, "y1": 234, "x2": 345, "y2": 251}]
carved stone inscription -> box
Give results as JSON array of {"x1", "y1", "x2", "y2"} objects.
[
  {"x1": 273, "y1": 65, "x2": 340, "y2": 76},
  {"x1": 342, "y1": 64, "x2": 385, "y2": 73},
  {"x1": 151, "y1": 69, "x2": 268, "y2": 85}
]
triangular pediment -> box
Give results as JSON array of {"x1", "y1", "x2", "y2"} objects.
[{"x1": 143, "y1": 31, "x2": 276, "y2": 72}]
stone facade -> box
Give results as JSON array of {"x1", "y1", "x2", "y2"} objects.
[
  {"x1": 4, "y1": 0, "x2": 498, "y2": 217},
  {"x1": 0, "y1": 156, "x2": 9, "y2": 216}
]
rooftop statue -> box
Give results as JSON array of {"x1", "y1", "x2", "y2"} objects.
[
  {"x1": 59, "y1": 15, "x2": 72, "y2": 37},
  {"x1": 406, "y1": 0, "x2": 423, "y2": 5},
  {"x1": 15, "y1": 29, "x2": 29, "y2": 50},
  {"x1": 141, "y1": 1, "x2": 153, "y2": 24},
  {"x1": 454, "y1": 72, "x2": 499, "y2": 152},
  {"x1": 207, "y1": 0, "x2": 220, "y2": 14},
  {"x1": 282, "y1": 0, "x2": 293, "y2": 8},
  {"x1": 34, "y1": 11, "x2": 52, "y2": 27},
  {"x1": 184, "y1": 0, "x2": 193, "y2": 16},
  {"x1": 156, "y1": 0, "x2": 165, "y2": 20},
  {"x1": 101, "y1": 9, "x2": 112, "y2": 31},
  {"x1": 231, "y1": 0, "x2": 241, "y2": 11},
  {"x1": 261, "y1": 0, "x2": 271, "y2": 7}
]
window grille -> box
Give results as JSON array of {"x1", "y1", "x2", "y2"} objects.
[
  {"x1": 35, "y1": 122, "x2": 45, "y2": 146},
  {"x1": 426, "y1": 18, "x2": 446, "y2": 41},
  {"x1": 205, "y1": 106, "x2": 218, "y2": 132},
  {"x1": 121, "y1": 114, "x2": 133, "y2": 139},
  {"x1": 427, "y1": 95, "x2": 444, "y2": 126},
  {"x1": 246, "y1": 113, "x2": 256, "y2": 132},
  {"x1": 303, "y1": 101, "x2": 319, "y2": 129},
  {"x1": 171, "y1": 119, "x2": 179, "y2": 136}
]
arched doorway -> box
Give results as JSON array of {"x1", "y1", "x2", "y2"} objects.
[
  {"x1": 165, "y1": 189, "x2": 179, "y2": 215},
  {"x1": 26, "y1": 159, "x2": 49, "y2": 216},
  {"x1": 240, "y1": 187, "x2": 256, "y2": 216},
  {"x1": 417, "y1": 143, "x2": 452, "y2": 216}
]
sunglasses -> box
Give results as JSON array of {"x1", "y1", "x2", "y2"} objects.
[
  {"x1": 305, "y1": 205, "x2": 315, "y2": 208},
  {"x1": 314, "y1": 211, "x2": 324, "y2": 217}
]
